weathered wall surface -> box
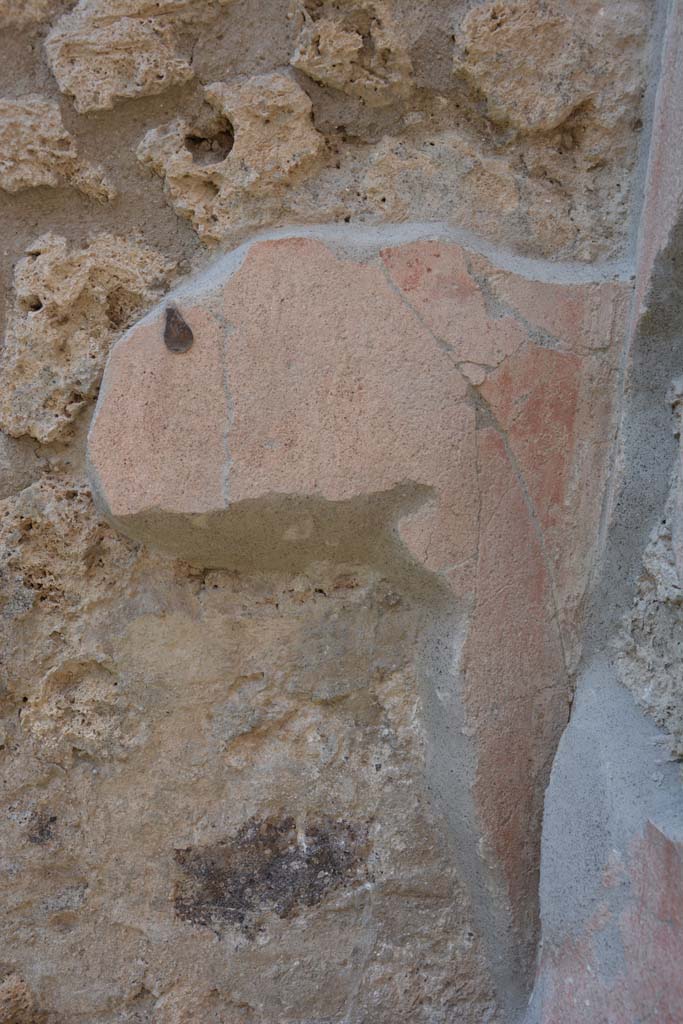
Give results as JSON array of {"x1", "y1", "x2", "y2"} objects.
[
  {"x1": 0, "y1": 1, "x2": 680, "y2": 1022},
  {"x1": 86, "y1": 226, "x2": 631, "y2": 1017},
  {"x1": 528, "y1": 3, "x2": 683, "y2": 1021}
]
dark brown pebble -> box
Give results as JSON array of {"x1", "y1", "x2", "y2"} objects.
[{"x1": 164, "y1": 306, "x2": 194, "y2": 353}]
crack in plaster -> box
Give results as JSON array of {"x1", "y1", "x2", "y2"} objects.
[{"x1": 378, "y1": 254, "x2": 571, "y2": 684}]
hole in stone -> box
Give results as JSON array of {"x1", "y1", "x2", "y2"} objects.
[{"x1": 184, "y1": 121, "x2": 235, "y2": 166}]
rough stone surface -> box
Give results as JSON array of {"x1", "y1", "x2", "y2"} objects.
[
  {"x1": 0, "y1": 0, "x2": 679, "y2": 1020},
  {"x1": 45, "y1": 3, "x2": 195, "y2": 113},
  {"x1": 0, "y1": 1, "x2": 655, "y2": 262},
  {"x1": 456, "y1": 1, "x2": 604, "y2": 133},
  {"x1": 290, "y1": 0, "x2": 413, "y2": 108},
  {"x1": 127, "y1": 0, "x2": 652, "y2": 260},
  {"x1": 617, "y1": 484, "x2": 683, "y2": 759},
  {"x1": 137, "y1": 74, "x2": 325, "y2": 242},
  {"x1": 0, "y1": 97, "x2": 114, "y2": 201},
  {"x1": 0, "y1": 233, "x2": 174, "y2": 443},
  {"x1": 0, "y1": 472, "x2": 500, "y2": 1023},
  {"x1": 0, "y1": 971, "x2": 43, "y2": 1023},
  {"x1": 44, "y1": 0, "x2": 236, "y2": 113},
  {"x1": 0, "y1": 434, "x2": 44, "y2": 501},
  {"x1": 526, "y1": 5, "x2": 683, "y2": 1019},
  {"x1": 88, "y1": 229, "x2": 630, "y2": 1009}
]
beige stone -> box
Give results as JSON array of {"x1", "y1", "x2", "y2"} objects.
[
  {"x1": 290, "y1": 0, "x2": 412, "y2": 107},
  {"x1": 455, "y1": 1, "x2": 594, "y2": 133},
  {"x1": 0, "y1": 96, "x2": 114, "y2": 200},
  {"x1": 137, "y1": 73, "x2": 325, "y2": 242},
  {"x1": 0, "y1": 234, "x2": 174, "y2": 443},
  {"x1": 455, "y1": 1, "x2": 649, "y2": 133},
  {"x1": 0, "y1": 474, "x2": 135, "y2": 628},
  {"x1": 96, "y1": 1, "x2": 652, "y2": 260},
  {"x1": 44, "y1": 0, "x2": 234, "y2": 113},
  {"x1": 46, "y1": 9, "x2": 194, "y2": 113},
  {"x1": 20, "y1": 657, "x2": 138, "y2": 767},
  {"x1": 0, "y1": 0, "x2": 60, "y2": 28},
  {"x1": 450, "y1": 0, "x2": 650, "y2": 257}
]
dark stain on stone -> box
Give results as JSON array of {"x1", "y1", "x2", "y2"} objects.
[
  {"x1": 164, "y1": 306, "x2": 194, "y2": 353},
  {"x1": 27, "y1": 811, "x2": 57, "y2": 845},
  {"x1": 173, "y1": 815, "x2": 368, "y2": 934}
]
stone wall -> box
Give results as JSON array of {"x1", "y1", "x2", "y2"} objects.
[{"x1": 0, "y1": 2, "x2": 680, "y2": 1022}]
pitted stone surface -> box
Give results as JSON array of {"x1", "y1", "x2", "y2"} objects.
[
  {"x1": 290, "y1": 0, "x2": 413, "y2": 108},
  {"x1": 0, "y1": 474, "x2": 502, "y2": 1023},
  {"x1": 137, "y1": 74, "x2": 325, "y2": 243},
  {"x1": 45, "y1": 0, "x2": 233, "y2": 112},
  {"x1": 0, "y1": 96, "x2": 114, "y2": 200},
  {"x1": 0, "y1": 0, "x2": 60, "y2": 28},
  {"x1": 0, "y1": 234, "x2": 174, "y2": 443}
]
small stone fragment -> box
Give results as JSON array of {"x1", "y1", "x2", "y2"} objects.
[
  {"x1": 455, "y1": 1, "x2": 596, "y2": 133},
  {"x1": 0, "y1": 473, "x2": 139, "y2": 638},
  {"x1": 45, "y1": 1, "x2": 197, "y2": 113},
  {"x1": 45, "y1": 0, "x2": 236, "y2": 112},
  {"x1": 0, "y1": 96, "x2": 114, "y2": 199},
  {"x1": 137, "y1": 73, "x2": 325, "y2": 242},
  {"x1": 0, "y1": 234, "x2": 174, "y2": 442},
  {"x1": 164, "y1": 306, "x2": 193, "y2": 352},
  {"x1": 290, "y1": 0, "x2": 412, "y2": 107}
]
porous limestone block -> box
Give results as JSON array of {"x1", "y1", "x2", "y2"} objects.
[
  {"x1": 0, "y1": 96, "x2": 113, "y2": 199},
  {"x1": 0, "y1": 972, "x2": 40, "y2": 1022},
  {"x1": 0, "y1": 234, "x2": 174, "y2": 443},
  {"x1": 290, "y1": 0, "x2": 412, "y2": 107},
  {"x1": 137, "y1": 74, "x2": 325, "y2": 243},
  {"x1": 455, "y1": 0, "x2": 647, "y2": 135},
  {"x1": 45, "y1": 0, "x2": 234, "y2": 112},
  {"x1": 0, "y1": 433, "x2": 43, "y2": 501}
]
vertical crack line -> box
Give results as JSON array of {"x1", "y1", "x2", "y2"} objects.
[
  {"x1": 378, "y1": 257, "x2": 464, "y2": 370},
  {"x1": 379, "y1": 256, "x2": 569, "y2": 682},
  {"x1": 380, "y1": 255, "x2": 532, "y2": 1017}
]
